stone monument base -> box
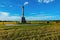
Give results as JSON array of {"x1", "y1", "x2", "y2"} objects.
[{"x1": 21, "y1": 17, "x2": 26, "y2": 24}]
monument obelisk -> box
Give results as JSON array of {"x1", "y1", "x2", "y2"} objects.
[{"x1": 21, "y1": 6, "x2": 26, "y2": 24}]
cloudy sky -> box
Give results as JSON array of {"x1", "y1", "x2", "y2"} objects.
[{"x1": 0, "y1": 0, "x2": 60, "y2": 21}]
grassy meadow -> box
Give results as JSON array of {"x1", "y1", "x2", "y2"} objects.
[{"x1": 0, "y1": 21, "x2": 60, "y2": 40}]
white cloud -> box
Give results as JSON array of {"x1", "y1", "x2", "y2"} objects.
[
  {"x1": 9, "y1": 5, "x2": 13, "y2": 7},
  {"x1": 0, "y1": 12, "x2": 57, "y2": 21},
  {"x1": 38, "y1": 0, "x2": 43, "y2": 3},
  {"x1": 0, "y1": 4, "x2": 13, "y2": 8},
  {"x1": 0, "y1": 12, "x2": 20, "y2": 21},
  {"x1": 5, "y1": 16, "x2": 20, "y2": 21},
  {"x1": 24, "y1": 2, "x2": 29, "y2": 5},
  {"x1": 26, "y1": 14, "x2": 55, "y2": 20},
  {"x1": 38, "y1": 0, "x2": 54, "y2": 3},
  {"x1": 0, "y1": 12, "x2": 9, "y2": 16},
  {"x1": 0, "y1": 5, "x2": 5, "y2": 7},
  {"x1": 31, "y1": 13, "x2": 37, "y2": 15}
]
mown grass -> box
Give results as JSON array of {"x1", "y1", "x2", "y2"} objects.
[{"x1": 0, "y1": 23, "x2": 52, "y2": 30}]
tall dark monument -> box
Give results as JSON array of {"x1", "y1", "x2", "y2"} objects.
[{"x1": 21, "y1": 6, "x2": 26, "y2": 24}]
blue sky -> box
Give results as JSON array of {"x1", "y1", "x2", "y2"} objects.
[{"x1": 0, "y1": 0, "x2": 60, "y2": 21}]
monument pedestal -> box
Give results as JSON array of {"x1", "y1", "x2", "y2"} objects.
[{"x1": 21, "y1": 17, "x2": 26, "y2": 24}]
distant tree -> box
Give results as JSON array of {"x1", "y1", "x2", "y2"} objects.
[
  {"x1": 47, "y1": 21, "x2": 49, "y2": 24},
  {"x1": 56, "y1": 21, "x2": 59, "y2": 23}
]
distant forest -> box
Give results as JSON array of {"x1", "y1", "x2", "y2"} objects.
[{"x1": 0, "y1": 20, "x2": 60, "y2": 22}]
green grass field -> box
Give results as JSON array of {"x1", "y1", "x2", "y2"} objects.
[
  {"x1": 0, "y1": 23, "x2": 51, "y2": 29},
  {"x1": 0, "y1": 21, "x2": 60, "y2": 40}
]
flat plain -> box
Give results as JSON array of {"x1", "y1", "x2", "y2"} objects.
[{"x1": 0, "y1": 21, "x2": 60, "y2": 40}]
